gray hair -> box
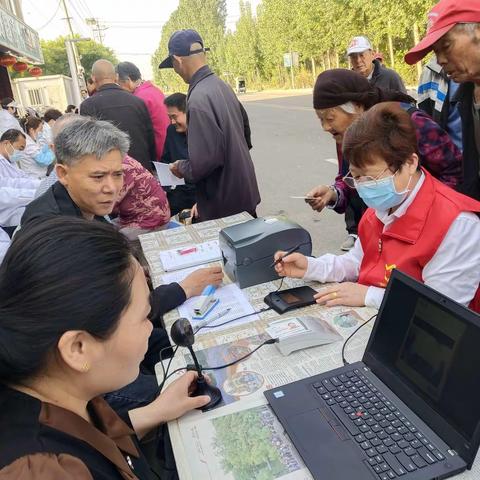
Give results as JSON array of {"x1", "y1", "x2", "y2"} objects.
[
  {"x1": 54, "y1": 118, "x2": 130, "y2": 166},
  {"x1": 338, "y1": 102, "x2": 358, "y2": 114},
  {"x1": 452, "y1": 23, "x2": 480, "y2": 37}
]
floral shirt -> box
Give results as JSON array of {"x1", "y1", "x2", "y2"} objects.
[
  {"x1": 332, "y1": 104, "x2": 463, "y2": 214},
  {"x1": 113, "y1": 155, "x2": 170, "y2": 229}
]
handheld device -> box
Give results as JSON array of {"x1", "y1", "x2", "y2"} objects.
[{"x1": 264, "y1": 285, "x2": 317, "y2": 314}]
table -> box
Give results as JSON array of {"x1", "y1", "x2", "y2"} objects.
[{"x1": 139, "y1": 213, "x2": 479, "y2": 480}]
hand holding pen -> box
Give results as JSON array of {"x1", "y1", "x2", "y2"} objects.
[{"x1": 272, "y1": 247, "x2": 308, "y2": 279}]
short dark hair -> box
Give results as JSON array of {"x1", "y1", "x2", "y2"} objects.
[
  {"x1": 0, "y1": 128, "x2": 25, "y2": 143},
  {"x1": 343, "y1": 102, "x2": 418, "y2": 171},
  {"x1": 65, "y1": 104, "x2": 77, "y2": 113},
  {"x1": 25, "y1": 116, "x2": 42, "y2": 134},
  {"x1": 0, "y1": 97, "x2": 15, "y2": 109},
  {"x1": 116, "y1": 61, "x2": 142, "y2": 82},
  {"x1": 43, "y1": 108, "x2": 62, "y2": 123},
  {"x1": 0, "y1": 217, "x2": 135, "y2": 385},
  {"x1": 164, "y1": 92, "x2": 186, "y2": 112}
]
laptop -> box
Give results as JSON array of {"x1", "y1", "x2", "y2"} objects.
[{"x1": 265, "y1": 270, "x2": 480, "y2": 480}]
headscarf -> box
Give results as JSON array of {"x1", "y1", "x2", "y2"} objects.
[{"x1": 313, "y1": 69, "x2": 415, "y2": 110}]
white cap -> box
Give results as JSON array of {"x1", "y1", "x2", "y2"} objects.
[{"x1": 347, "y1": 36, "x2": 372, "y2": 55}]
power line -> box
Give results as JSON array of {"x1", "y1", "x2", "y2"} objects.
[{"x1": 36, "y1": 0, "x2": 62, "y2": 31}]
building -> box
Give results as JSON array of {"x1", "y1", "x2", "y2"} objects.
[
  {"x1": 12, "y1": 75, "x2": 76, "y2": 112},
  {"x1": 0, "y1": 0, "x2": 43, "y2": 99}
]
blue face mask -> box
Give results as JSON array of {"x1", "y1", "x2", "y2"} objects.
[
  {"x1": 7, "y1": 143, "x2": 22, "y2": 164},
  {"x1": 356, "y1": 174, "x2": 411, "y2": 211}
]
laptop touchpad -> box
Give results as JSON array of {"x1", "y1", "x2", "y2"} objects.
[{"x1": 285, "y1": 409, "x2": 374, "y2": 480}]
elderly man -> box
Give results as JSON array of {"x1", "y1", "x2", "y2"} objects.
[
  {"x1": 116, "y1": 61, "x2": 170, "y2": 160},
  {"x1": 21, "y1": 117, "x2": 222, "y2": 414},
  {"x1": 160, "y1": 29, "x2": 260, "y2": 221},
  {"x1": 80, "y1": 59, "x2": 156, "y2": 172},
  {"x1": 405, "y1": 0, "x2": 480, "y2": 200},
  {"x1": 0, "y1": 129, "x2": 40, "y2": 230},
  {"x1": 347, "y1": 36, "x2": 406, "y2": 92}
]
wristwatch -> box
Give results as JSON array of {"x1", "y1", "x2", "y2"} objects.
[{"x1": 326, "y1": 185, "x2": 339, "y2": 209}]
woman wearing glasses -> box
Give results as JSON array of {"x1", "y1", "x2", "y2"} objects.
[
  {"x1": 275, "y1": 103, "x2": 480, "y2": 312},
  {"x1": 305, "y1": 68, "x2": 463, "y2": 252}
]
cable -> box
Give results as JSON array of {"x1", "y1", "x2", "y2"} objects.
[
  {"x1": 204, "y1": 338, "x2": 279, "y2": 370},
  {"x1": 194, "y1": 306, "x2": 272, "y2": 333},
  {"x1": 274, "y1": 277, "x2": 285, "y2": 292},
  {"x1": 35, "y1": 0, "x2": 62, "y2": 30},
  {"x1": 341, "y1": 313, "x2": 377, "y2": 366}
]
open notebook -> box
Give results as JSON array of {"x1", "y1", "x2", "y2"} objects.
[{"x1": 159, "y1": 240, "x2": 222, "y2": 272}]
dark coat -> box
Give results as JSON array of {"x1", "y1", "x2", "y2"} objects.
[
  {"x1": 178, "y1": 66, "x2": 261, "y2": 221},
  {"x1": 80, "y1": 84, "x2": 156, "y2": 171},
  {"x1": 370, "y1": 59, "x2": 407, "y2": 93},
  {"x1": 455, "y1": 82, "x2": 480, "y2": 200}
]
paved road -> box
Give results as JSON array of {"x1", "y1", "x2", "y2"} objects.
[{"x1": 241, "y1": 93, "x2": 348, "y2": 256}]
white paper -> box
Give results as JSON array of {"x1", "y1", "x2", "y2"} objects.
[
  {"x1": 153, "y1": 161, "x2": 185, "y2": 186},
  {"x1": 178, "y1": 283, "x2": 259, "y2": 334},
  {"x1": 160, "y1": 265, "x2": 208, "y2": 285},
  {"x1": 159, "y1": 240, "x2": 222, "y2": 272}
]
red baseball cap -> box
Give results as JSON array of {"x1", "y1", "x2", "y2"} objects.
[{"x1": 405, "y1": 0, "x2": 480, "y2": 65}]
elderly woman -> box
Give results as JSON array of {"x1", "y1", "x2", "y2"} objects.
[
  {"x1": 305, "y1": 69, "x2": 463, "y2": 251},
  {"x1": 275, "y1": 103, "x2": 480, "y2": 312},
  {"x1": 0, "y1": 217, "x2": 210, "y2": 478}
]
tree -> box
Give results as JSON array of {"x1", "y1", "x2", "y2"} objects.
[{"x1": 31, "y1": 36, "x2": 118, "y2": 79}]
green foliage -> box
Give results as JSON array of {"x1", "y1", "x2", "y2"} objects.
[
  {"x1": 13, "y1": 36, "x2": 118, "y2": 79},
  {"x1": 152, "y1": 0, "x2": 437, "y2": 90}
]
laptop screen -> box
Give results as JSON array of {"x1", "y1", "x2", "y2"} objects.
[{"x1": 365, "y1": 271, "x2": 480, "y2": 451}]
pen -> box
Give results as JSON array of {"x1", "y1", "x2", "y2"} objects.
[
  {"x1": 269, "y1": 244, "x2": 301, "y2": 268},
  {"x1": 194, "y1": 307, "x2": 232, "y2": 332}
]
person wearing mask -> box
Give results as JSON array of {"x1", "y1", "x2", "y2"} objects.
[
  {"x1": 405, "y1": 0, "x2": 480, "y2": 200},
  {"x1": 347, "y1": 36, "x2": 407, "y2": 92},
  {"x1": 161, "y1": 92, "x2": 196, "y2": 215},
  {"x1": 0, "y1": 129, "x2": 40, "y2": 231},
  {"x1": 160, "y1": 29, "x2": 260, "y2": 221},
  {"x1": 0, "y1": 216, "x2": 210, "y2": 478},
  {"x1": 80, "y1": 59, "x2": 156, "y2": 172},
  {"x1": 305, "y1": 69, "x2": 463, "y2": 250},
  {"x1": 116, "y1": 61, "x2": 170, "y2": 160},
  {"x1": 275, "y1": 103, "x2": 480, "y2": 312}
]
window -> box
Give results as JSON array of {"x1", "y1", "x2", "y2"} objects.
[{"x1": 28, "y1": 88, "x2": 42, "y2": 105}]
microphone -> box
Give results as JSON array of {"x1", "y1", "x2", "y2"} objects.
[{"x1": 170, "y1": 318, "x2": 222, "y2": 411}]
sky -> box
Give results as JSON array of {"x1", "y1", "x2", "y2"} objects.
[{"x1": 22, "y1": 0, "x2": 261, "y2": 80}]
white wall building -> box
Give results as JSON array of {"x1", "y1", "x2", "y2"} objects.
[{"x1": 12, "y1": 74, "x2": 76, "y2": 112}]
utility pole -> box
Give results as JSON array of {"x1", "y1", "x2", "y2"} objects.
[
  {"x1": 61, "y1": 0, "x2": 86, "y2": 105},
  {"x1": 86, "y1": 17, "x2": 108, "y2": 45}
]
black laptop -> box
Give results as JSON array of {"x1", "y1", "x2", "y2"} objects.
[{"x1": 265, "y1": 270, "x2": 480, "y2": 480}]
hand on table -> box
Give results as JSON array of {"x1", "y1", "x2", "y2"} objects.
[
  {"x1": 305, "y1": 185, "x2": 337, "y2": 212},
  {"x1": 273, "y1": 251, "x2": 308, "y2": 278},
  {"x1": 180, "y1": 266, "x2": 223, "y2": 298},
  {"x1": 314, "y1": 282, "x2": 368, "y2": 307},
  {"x1": 170, "y1": 160, "x2": 184, "y2": 179}
]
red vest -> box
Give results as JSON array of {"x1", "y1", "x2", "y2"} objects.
[{"x1": 358, "y1": 169, "x2": 480, "y2": 313}]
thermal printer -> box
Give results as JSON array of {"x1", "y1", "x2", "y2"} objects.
[{"x1": 219, "y1": 217, "x2": 312, "y2": 288}]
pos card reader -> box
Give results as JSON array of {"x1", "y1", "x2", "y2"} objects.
[{"x1": 219, "y1": 217, "x2": 312, "y2": 288}]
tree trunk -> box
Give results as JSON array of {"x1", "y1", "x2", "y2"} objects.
[
  {"x1": 387, "y1": 20, "x2": 395, "y2": 69},
  {"x1": 311, "y1": 56, "x2": 316, "y2": 82},
  {"x1": 335, "y1": 51, "x2": 340, "y2": 68},
  {"x1": 413, "y1": 22, "x2": 423, "y2": 81},
  {"x1": 326, "y1": 51, "x2": 331, "y2": 70}
]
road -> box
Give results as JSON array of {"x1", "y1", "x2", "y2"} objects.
[{"x1": 240, "y1": 92, "x2": 347, "y2": 256}]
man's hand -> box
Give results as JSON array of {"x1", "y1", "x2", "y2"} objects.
[
  {"x1": 273, "y1": 251, "x2": 308, "y2": 278},
  {"x1": 179, "y1": 266, "x2": 223, "y2": 298},
  {"x1": 314, "y1": 282, "x2": 368, "y2": 307},
  {"x1": 170, "y1": 160, "x2": 184, "y2": 179},
  {"x1": 191, "y1": 203, "x2": 198, "y2": 218},
  {"x1": 305, "y1": 185, "x2": 337, "y2": 212}
]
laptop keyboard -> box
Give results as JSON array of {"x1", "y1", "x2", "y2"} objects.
[{"x1": 312, "y1": 368, "x2": 445, "y2": 479}]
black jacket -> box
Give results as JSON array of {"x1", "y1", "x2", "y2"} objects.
[
  {"x1": 80, "y1": 84, "x2": 156, "y2": 171},
  {"x1": 455, "y1": 82, "x2": 480, "y2": 200},
  {"x1": 370, "y1": 59, "x2": 407, "y2": 93},
  {"x1": 178, "y1": 65, "x2": 261, "y2": 221}
]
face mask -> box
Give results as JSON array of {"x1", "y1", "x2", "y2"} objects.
[
  {"x1": 357, "y1": 174, "x2": 412, "y2": 211},
  {"x1": 6, "y1": 143, "x2": 22, "y2": 164}
]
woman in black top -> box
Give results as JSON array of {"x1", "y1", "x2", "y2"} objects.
[{"x1": 0, "y1": 217, "x2": 210, "y2": 479}]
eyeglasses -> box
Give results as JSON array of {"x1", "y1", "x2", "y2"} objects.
[{"x1": 343, "y1": 167, "x2": 397, "y2": 189}]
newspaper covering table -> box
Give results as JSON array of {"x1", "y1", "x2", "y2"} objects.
[{"x1": 139, "y1": 214, "x2": 480, "y2": 480}]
